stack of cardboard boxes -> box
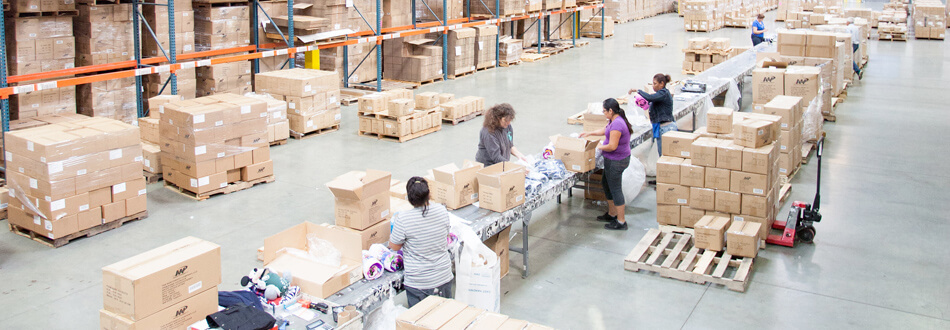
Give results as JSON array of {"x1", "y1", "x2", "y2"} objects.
[
  {"x1": 429, "y1": 160, "x2": 485, "y2": 210},
  {"x1": 143, "y1": 0, "x2": 197, "y2": 99},
  {"x1": 6, "y1": 117, "x2": 146, "y2": 240},
  {"x1": 101, "y1": 237, "x2": 221, "y2": 329},
  {"x1": 396, "y1": 296, "x2": 555, "y2": 330},
  {"x1": 474, "y1": 25, "x2": 499, "y2": 70},
  {"x1": 357, "y1": 89, "x2": 445, "y2": 140},
  {"x1": 913, "y1": 1, "x2": 947, "y2": 40},
  {"x1": 470, "y1": 0, "x2": 525, "y2": 17},
  {"x1": 683, "y1": 37, "x2": 733, "y2": 74},
  {"x1": 383, "y1": 35, "x2": 444, "y2": 83},
  {"x1": 656, "y1": 108, "x2": 783, "y2": 256},
  {"x1": 255, "y1": 68, "x2": 341, "y2": 137},
  {"x1": 878, "y1": 22, "x2": 909, "y2": 40},
  {"x1": 159, "y1": 94, "x2": 274, "y2": 196},
  {"x1": 325, "y1": 170, "x2": 394, "y2": 270},
  {"x1": 195, "y1": 3, "x2": 249, "y2": 51},
  {"x1": 682, "y1": 0, "x2": 723, "y2": 31},
  {"x1": 6, "y1": 16, "x2": 77, "y2": 120},
  {"x1": 382, "y1": 0, "x2": 412, "y2": 28},
  {"x1": 580, "y1": 15, "x2": 616, "y2": 37},
  {"x1": 417, "y1": 0, "x2": 463, "y2": 22},
  {"x1": 771, "y1": 30, "x2": 847, "y2": 111},
  {"x1": 499, "y1": 38, "x2": 524, "y2": 64},
  {"x1": 303, "y1": 0, "x2": 377, "y2": 33},
  {"x1": 777, "y1": 0, "x2": 803, "y2": 21},
  {"x1": 76, "y1": 5, "x2": 138, "y2": 126},
  {"x1": 10, "y1": 0, "x2": 74, "y2": 13},
  {"x1": 197, "y1": 61, "x2": 254, "y2": 97},
  {"x1": 246, "y1": 94, "x2": 291, "y2": 145},
  {"x1": 440, "y1": 95, "x2": 486, "y2": 123},
  {"x1": 605, "y1": 0, "x2": 633, "y2": 22},
  {"x1": 751, "y1": 96, "x2": 804, "y2": 178},
  {"x1": 435, "y1": 28, "x2": 477, "y2": 78},
  {"x1": 319, "y1": 43, "x2": 378, "y2": 86}
]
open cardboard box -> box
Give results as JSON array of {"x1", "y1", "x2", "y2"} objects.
[
  {"x1": 430, "y1": 160, "x2": 484, "y2": 210},
  {"x1": 551, "y1": 135, "x2": 597, "y2": 173},
  {"x1": 263, "y1": 222, "x2": 366, "y2": 299},
  {"x1": 475, "y1": 162, "x2": 525, "y2": 213},
  {"x1": 326, "y1": 170, "x2": 392, "y2": 230}
]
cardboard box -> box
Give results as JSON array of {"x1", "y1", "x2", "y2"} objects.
[
  {"x1": 690, "y1": 137, "x2": 720, "y2": 167},
  {"x1": 656, "y1": 156, "x2": 684, "y2": 185},
  {"x1": 752, "y1": 66, "x2": 786, "y2": 104},
  {"x1": 733, "y1": 214, "x2": 772, "y2": 238},
  {"x1": 657, "y1": 204, "x2": 681, "y2": 226},
  {"x1": 101, "y1": 237, "x2": 221, "y2": 320},
  {"x1": 784, "y1": 66, "x2": 821, "y2": 103},
  {"x1": 742, "y1": 145, "x2": 776, "y2": 175},
  {"x1": 414, "y1": 92, "x2": 439, "y2": 109},
  {"x1": 440, "y1": 307, "x2": 487, "y2": 330},
  {"x1": 482, "y1": 226, "x2": 511, "y2": 278},
  {"x1": 726, "y1": 221, "x2": 762, "y2": 258},
  {"x1": 475, "y1": 162, "x2": 526, "y2": 212},
  {"x1": 395, "y1": 296, "x2": 468, "y2": 330},
  {"x1": 707, "y1": 107, "x2": 733, "y2": 134},
  {"x1": 705, "y1": 167, "x2": 731, "y2": 191},
  {"x1": 731, "y1": 171, "x2": 770, "y2": 196},
  {"x1": 694, "y1": 215, "x2": 730, "y2": 251},
  {"x1": 679, "y1": 159, "x2": 705, "y2": 188},
  {"x1": 553, "y1": 135, "x2": 597, "y2": 172},
  {"x1": 263, "y1": 222, "x2": 365, "y2": 299},
  {"x1": 760, "y1": 95, "x2": 803, "y2": 130},
  {"x1": 688, "y1": 37, "x2": 709, "y2": 50},
  {"x1": 661, "y1": 131, "x2": 699, "y2": 158},
  {"x1": 733, "y1": 119, "x2": 772, "y2": 148},
  {"x1": 430, "y1": 160, "x2": 484, "y2": 210},
  {"x1": 715, "y1": 190, "x2": 741, "y2": 214},
  {"x1": 326, "y1": 170, "x2": 393, "y2": 230},
  {"x1": 741, "y1": 193, "x2": 773, "y2": 218},
  {"x1": 689, "y1": 187, "x2": 715, "y2": 211},
  {"x1": 680, "y1": 206, "x2": 706, "y2": 228},
  {"x1": 656, "y1": 183, "x2": 689, "y2": 205},
  {"x1": 99, "y1": 287, "x2": 218, "y2": 330}
]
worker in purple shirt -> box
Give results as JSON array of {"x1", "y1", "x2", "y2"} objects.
[{"x1": 580, "y1": 98, "x2": 633, "y2": 231}]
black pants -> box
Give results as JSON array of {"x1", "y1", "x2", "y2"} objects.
[
  {"x1": 602, "y1": 156, "x2": 630, "y2": 206},
  {"x1": 752, "y1": 35, "x2": 765, "y2": 46},
  {"x1": 406, "y1": 280, "x2": 453, "y2": 308}
]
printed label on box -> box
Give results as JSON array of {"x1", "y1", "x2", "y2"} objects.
[
  {"x1": 114, "y1": 182, "x2": 127, "y2": 194},
  {"x1": 138, "y1": 189, "x2": 147, "y2": 196},
  {"x1": 77, "y1": 169, "x2": 87, "y2": 176},
  {"x1": 80, "y1": 204, "x2": 89, "y2": 211},
  {"x1": 110, "y1": 149, "x2": 122, "y2": 160},
  {"x1": 199, "y1": 177, "x2": 210, "y2": 187},
  {"x1": 194, "y1": 114, "x2": 205, "y2": 124},
  {"x1": 51, "y1": 199, "x2": 66, "y2": 211},
  {"x1": 195, "y1": 146, "x2": 207, "y2": 155},
  {"x1": 753, "y1": 188, "x2": 764, "y2": 194},
  {"x1": 49, "y1": 161, "x2": 64, "y2": 174},
  {"x1": 30, "y1": 178, "x2": 38, "y2": 189},
  {"x1": 241, "y1": 105, "x2": 251, "y2": 114},
  {"x1": 188, "y1": 281, "x2": 203, "y2": 294}
]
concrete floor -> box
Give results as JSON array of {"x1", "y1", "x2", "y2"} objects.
[{"x1": 2, "y1": 2, "x2": 950, "y2": 328}]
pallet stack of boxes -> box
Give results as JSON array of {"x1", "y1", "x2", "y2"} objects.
[
  {"x1": 580, "y1": 15, "x2": 616, "y2": 37},
  {"x1": 767, "y1": 32, "x2": 841, "y2": 112},
  {"x1": 382, "y1": 0, "x2": 412, "y2": 28},
  {"x1": 913, "y1": 1, "x2": 947, "y2": 40},
  {"x1": 6, "y1": 117, "x2": 147, "y2": 241},
  {"x1": 656, "y1": 107, "x2": 783, "y2": 258},
  {"x1": 159, "y1": 94, "x2": 273, "y2": 196},
  {"x1": 245, "y1": 94, "x2": 291, "y2": 145},
  {"x1": 682, "y1": 37, "x2": 733, "y2": 74},
  {"x1": 499, "y1": 38, "x2": 524, "y2": 64},
  {"x1": 433, "y1": 28, "x2": 477, "y2": 78},
  {"x1": 138, "y1": 108, "x2": 163, "y2": 177},
  {"x1": 474, "y1": 25, "x2": 499, "y2": 70},
  {"x1": 417, "y1": 0, "x2": 463, "y2": 22},
  {"x1": 777, "y1": 0, "x2": 803, "y2": 21},
  {"x1": 143, "y1": 0, "x2": 197, "y2": 99},
  {"x1": 682, "y1": 0, "x2": 723, "y2": 32},
  {"x1": 6, "y1": 16, "x2": 77, "y2": 120},
  {"x1": 255, "y1": 68, "x2": 341, "y2": 138},
  {"x1": 100, "y1": 237, "x2": 221, "y2": 329},
  {"x1": 751, "y1": 96, "x2": 804, "y2": 179},
  {"x1": 75, "y1": 3, "x2": 137, "y2": 124},
  {"x1": 440, "y1": 96, "x2": 486, "y2": 124},
  {"x1": 195, "y1": 3, "x2": 252, "y2": 97},
  {"x1": 356, "y1": 89, "x2": 445, "y2": 140},
  {"x1": 302, "y1": 0, "x2": 376, "y2": 32},
  {"x1": 326, "y1": 169, "x2": 394, "y2": 255},
  {"x1": 319, "y1": 43, "x2": 379, "y2": 86},
  {"x1": 383, "y1": 35, "x2": 444, "y2": 83},
  {"x1": 470, "y1": 0, "x2": 525, "y2": 17}
]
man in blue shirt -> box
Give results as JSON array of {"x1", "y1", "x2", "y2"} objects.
[{"x1": 752, "y1": 14, "x2": 766, "y2": 46}]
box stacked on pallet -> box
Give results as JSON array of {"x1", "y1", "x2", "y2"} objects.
[
  {"x1": 357, "y1": 89, "x2": 444, "y2": 141},
  {"x1": 474, "y1": 25, "x2": 498, "y2": 70},
  {"x1": 255, "y1": 68, "x2": 341, "y2": 138},
  {"x1": 751, "y1": 96, "x2": 804, "y2": 178},
  {"x1": 140, "y1": 96, "x2": 183, "y2": 177},
  {"x1": 383, "y1": 0, "x2": 412, "y2": 28},
  {"x1": 417, "y1": 0, "x2": 463, "y2": 22},
  {"x1": 245, "y1": 94, "x2": 291, "y2": 145},
  {"x1": 383, "y1": 35, "x2": 444, "y2": 83},
  {"x1": 605, "y1": 0, "x2": 632, "y2": 23},
  {"x1": 143, "y1": 0, "x2": 197, "y2": 99},
  {"x1": 470, "y1": 0, "x2": 524, "y2": 17},
  {"x1": 197, "y1": 61, "x2": 253, "y2": 97},
  {"x1": 580, "y1": 15, "x2": 615, "y2": 37},
  {"x1": 77, "y1": 77, "x2": 138, "y2": 124},
  {"x1": 499, "y1": 38, "x2": 523, "y2": 64},
  {"x1": 101, "y1": 237, "x2": 220, "y2": 329},
  {"x1": 682, "y1": 0, "x2": 723, "y2": 32},
  {"x1": 441, "y1": 96, "x2": 485, "y2": 124},
  {"x1": 913, "y1": 1, "x2": 947, "y2": 40},
  {"x1": 429, "y1": 28, "x2": 476, "y2": 78},
  {"x1": 159, "y1": 94, "x2": 273, "y2": 196},
  {"x1": 682, "y1": 37, "x2": 733, "y2": 74},
  {"x1": 6, "y1": 117, "x2": 146, "y2": 242},
  {"x1": 302, "y1": 0, "x2": 376, "y2": 33},
  {"x1": 656, "y1": 109, "x2": 783, "y2": 254},
  {"x1": 319, "y1": 43, "x2": 378, "y2": 86},
  {"x1": 195, "y1": 3, "x2": 249, "y2": 51},
  {"x1": 75, "y1": 4, "x2": 134, "y2": 66},
  {"x1": 6, "y1": 16, "x2": 77, "y2": 120},
  {"x1": 10, "y1": 0, "x2": 75, "y2": 13}
]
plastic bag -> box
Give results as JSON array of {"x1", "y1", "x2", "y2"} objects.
[
  {"x1": 621, "y1": 158, "x2": 647, "y2": 204},
  {"x1": 634, "y1": 140, "x2": 660, "y2": 177},
  {"x1": 533, "y1": 159, "x2": 569, "y2": 180},
  {"x1": 595, "y1": 149, "x2": 605, "y2": 170},
  {"x1": 453, "y1": 224, "x2": 501, "y2": 312},
  {"x1": 365, "y1": 294, "x2": 408, "y2": 330},
  {"x1": 723, "y1": 78, "x2": 741, "y2": 111},
  {"x1": 802, "y1": 89, "x2": 824, "y2": 143},
  {"x1": 306, "y1": 234, "x2": 341, "y2": 267},
  {"x1": 525, "y1": 178, "x2": 544, "y2": 197}
]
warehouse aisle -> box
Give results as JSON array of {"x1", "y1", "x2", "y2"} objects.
[{"x1": 1, "y1": 8, "x2": 949, "y2": 329}]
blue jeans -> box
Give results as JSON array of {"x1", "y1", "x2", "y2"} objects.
[
  {"x1": 654, "y1": 122, "x2": 679, "y2": 156},
  {"x1": 852, "y1": 43, "x2": 861, "y2": 74}
]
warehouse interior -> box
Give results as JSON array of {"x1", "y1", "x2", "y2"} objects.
[{"x1": 0, "y1": 0, "x2": 949, "y2": 329}]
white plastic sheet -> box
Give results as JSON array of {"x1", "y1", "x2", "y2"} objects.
[
  {"x1": 453, "y1": 224, "x2": 500, "y2": 312},
  {"x1": 365, "y1": 294, "x2": 408, "y2": 330},
  {"x1": 621, "y1": 157, "x2": 646, "y2": 204}
]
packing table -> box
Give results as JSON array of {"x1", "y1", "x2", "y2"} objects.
[{"x1": 289, "y1": 44, "x2": 778, "y2": 323}]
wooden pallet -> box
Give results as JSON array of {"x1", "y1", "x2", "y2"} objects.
[
  {"x1": 682, "y1": 69, "x2": 703, "y2": 75},
  {"x1": 801, "y1": 142, "x2": 815, "y2": 164},
  {"x1": 778, "y1": 181, "x2": 793, "y2": 205},
  {"x1": 823, "y1": 114, "x2": 837, "y2": 122},
  {"x1": 634, "y1": 41, "x2": 667, "y2": 48},
  {"x1": 443, "y1": 111, "x2": 483, "y2": 125},
  {"x1": 447, "y1": 70, "x2": 475, "y2": 80},
  {"x1": 11, "y1": 10, "x2": 78, "y2": 17},
  {"x1": 0, "y1": 209, "x2": 7, "y2": 221},
  {"x1": 581, "y1": 33, "x2": 614, "y2": 38},
  {"x1": 9, "y1": 211, "x2": 149, "y2": 248},
  {"x1": 915, "y1": 36, "x2": 946, "y2": 40},
  {"x1": 878, "y1": 34, "x2": 907, "y2": 41},
  {"x1": 290, "y1": 125, "x2": 340, "y2": 139},
  {"x1": 372, "y1": 125, "x2": 442, "y2": 143},
  {"x1": 77, "y1": 0, "x2": 132, "y2": 4},
  {"x1": 625, "y1": 229, "x2": 754, "y2": 292},
  {"x1": 499, "y1": 60, "x2": 522, "y2": 67},
  {"x1": 269, "y1": 139, "x2": 288, "y2": 146},
  {"x1": 144, "y1": 171, "x2": 163, "y2": 184},
  {"x1": 475, "y1": 65, "x2": 495, "y2": 72},
  {"x1": 659, "y1": 225, "x2": 767, "y2": 250},
  {"x1": 166, "y1": 175, "x2": 275, "y2": 201},
  {"x1": 567, "y1": 110, "x2": 585, "y2": 125},
  {"x1": 525, "y1": 46, "x2": 570, "y2": 56},
  {"x1": 352, "y1": 79, "x2": 421, "y2": 91},
  {"x1": 614, "y1": 17, "x2": 635, "y2": 24},
  {"x1": 520, "y1": 53, "x2": 550, "y2": 62},
  {"x1": 340, "y1": 88, "x2": 376, "y2": 105},
  {"x1": 682, "y1": 48, "x2": 733, "y2": 55}
]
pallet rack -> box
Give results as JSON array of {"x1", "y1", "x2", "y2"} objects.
[{"x1": 0, "y1": 0, "x2": 607, "y2": 143}]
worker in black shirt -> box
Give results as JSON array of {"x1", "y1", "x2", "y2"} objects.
[{"x1": 631, "y1": 73, "x2": 676, "y2": 185}]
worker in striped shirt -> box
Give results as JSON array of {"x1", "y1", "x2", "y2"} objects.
[{"x1": 389, "y1": 177, "x2": 454, "y2": 307}]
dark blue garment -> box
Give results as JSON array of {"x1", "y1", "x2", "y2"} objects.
[{"x1": 218, "y1": 290, "x2": 265, "y2": 311}]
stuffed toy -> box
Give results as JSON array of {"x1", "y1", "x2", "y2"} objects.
[{"x1": 241, "y1": 268, "x2": 293, "y2": 301}]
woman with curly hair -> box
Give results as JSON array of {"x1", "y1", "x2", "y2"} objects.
[{"x1": 476, "y1": 103, "x2": 527, "y2": 166}]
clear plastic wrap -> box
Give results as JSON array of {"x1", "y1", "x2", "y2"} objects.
[
  {"x1": 533, "y1": 159, "x2": 570, "y2": 180},
  {"x1": 802, "y1": 90, "x2": 824, "y2": 142},
  {"x1": 195, "y1": 4, "x2": 250, "y2": 52},
  {"x1": 307, "y1": 233, "x2": 343, "y2": 267}
]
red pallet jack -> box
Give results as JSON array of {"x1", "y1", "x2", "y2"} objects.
[{"x1": 767, "y1": 139, "x2": 823, "y2": 247}]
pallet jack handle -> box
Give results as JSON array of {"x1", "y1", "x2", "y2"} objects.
[{"x1": 813, "y1": 139, "x2": 823, "y2": 211}]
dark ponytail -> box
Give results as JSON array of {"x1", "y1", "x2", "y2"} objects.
[
  {"x1": 603, "y1": 98, "x2": 633, "y2": 134},
  {"x1": 653, "y1": 73, "x2": 672, "y2": 89},
  {"x1": 406, "y1": 176, "x2": 430, "y2": 216}
]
